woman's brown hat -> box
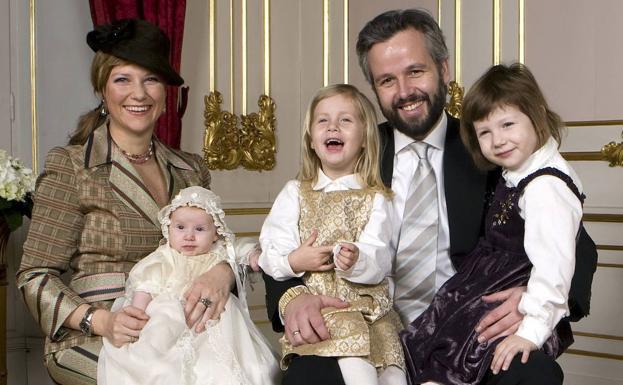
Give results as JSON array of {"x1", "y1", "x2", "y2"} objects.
[{"x1": 87, "y1": 18, "x2": 184, "y2": 86}]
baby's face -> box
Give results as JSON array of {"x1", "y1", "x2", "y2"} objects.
[{"x1": 168, "y1": 206, "x2": 218, "y2": 256}]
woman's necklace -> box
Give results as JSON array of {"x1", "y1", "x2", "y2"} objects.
[{"x1": 119, "y1": 140, "x2": 154, "y2": 164}]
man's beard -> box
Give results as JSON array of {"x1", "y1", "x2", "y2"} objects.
[{"x1": 379, "y1": 78, "x2": 447, "y2": 140}]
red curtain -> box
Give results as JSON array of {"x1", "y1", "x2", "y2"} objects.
[{"x1": 89, "y1": 0, "x2": 188, "y2": 149}]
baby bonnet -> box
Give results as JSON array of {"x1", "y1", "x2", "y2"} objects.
[{"x1": 158, "y1": 186, "x2": 234, "y2": 243}]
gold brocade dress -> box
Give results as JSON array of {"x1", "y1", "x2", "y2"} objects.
[{"x1": 281, "y1": 182, "x2": 404, "y2": 371}]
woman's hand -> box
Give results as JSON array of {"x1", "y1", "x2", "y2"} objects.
[
  {"x1": 93, "y1": 306, "x2": 149, "y2": 348},
  {"x1": 183, "y1": 262, "x2": 235, "y2": 333}
]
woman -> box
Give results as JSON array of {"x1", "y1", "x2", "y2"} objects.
[{"x1": 17, "y1": 19, "x2": 234, "y2": 384}]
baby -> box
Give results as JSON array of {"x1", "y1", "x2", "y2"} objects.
[{"x1": 98, "y1": 186, "x2": 279, "y2": 385}]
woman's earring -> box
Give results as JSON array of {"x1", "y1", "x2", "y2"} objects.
[{"x1": 100, "y1": 100, "x2": 108, "y2": 117}]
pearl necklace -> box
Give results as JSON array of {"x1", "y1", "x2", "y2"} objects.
[{"x1": 120, "y1": 141, "x2": 154, "y2": 164}]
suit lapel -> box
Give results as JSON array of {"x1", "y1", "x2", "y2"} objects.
[
  {"x1": 154, "y1": 140, "x2": 197, "y2": 202},
  {"x1": 85, "y1": 124, "x2": 195, "y2": 227},
  {"x1": 109, "y1": 139, "x2": 197, "y2": 226},
  {"x1": 443, "y1": 115, "x2": 488, "y2": 261},
  {"x1": 109, "y1": 148, "x2": 161, "y2": 226},
  {"x1": 379, "y1": 121, "x2": 395, "y2": 188},
  {"x1": 84, "y1": 123, "x2": 112, "y2": 169}
]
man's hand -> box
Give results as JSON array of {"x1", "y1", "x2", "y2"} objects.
[
  {"x1": 283, "y1": 293, "x2": 349, "y2": 346},
  {"x1": 475, "y1": 286, "x2": 526, "y2": 343},
  {"x1": 334, "y1": 243, "x2": 359, "y2": 271},
  {"x1": 491, "y1": 334, "x2": 537, "y2": 374},
  {"x1": 288, "y1": 230, "x2": 335, "y2": 273}
]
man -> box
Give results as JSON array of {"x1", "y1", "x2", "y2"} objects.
[{"x1": 264, "y1": 8, "x2": 597, "y2": 385}]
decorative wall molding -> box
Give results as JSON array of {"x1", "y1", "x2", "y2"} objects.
[
  {"x1": 583, "y1": 213, "x2": 623, "y2": 223},
  {"x1": 601, "y1": 135, "x2": 623, "y2": 167},
  {"x1": 566, "y1": 349, "x2": 623, "y2": 361},
  {"x1": 565, "y1": 120, "x2": 623, "y2": 127},
  {"x1": 597, "y1": 263, "x2": 623, "y2": 269},
  {"x1": 563, "y1": 121, "x2": 623, "y2": 166},
  {"x1": 29, "y1": 0, "x2": 38, "y2": 173},
  {"x1": 224, "y1": 207, "x2": 270, "y2": 216},
  {"x1": 203, "y1": 0, "x2": 275, "y2": 171},
  {"x1": 596, "y1": 245, "x2": 623, "y2": 251},
  {"x1": 561, "y1": 146, "x2": 623, "y2": 167},
  {"x1": 203, "y1": 92, "x2": 276, "y2": 171},
  {"x1": 574, "y1": 331, "x2": 623, "y2": 341},
  {"x1": 445, "y1": 80, "x2": 463, "y2": 119},
  {"x1": 454, "y1": 0, "x2": 461, "y2": 84},
  {"x1": 562, "y1": 151, "x2": 605, "y2": 162},
  {"x1": 493, "y1": 0, "x2": 500, "y2": 64},
  {"x1": 234, "y1": 231, "x2": 260, "y2": 238},
  {"x1": 518, "y1": 0, "x2": 525, "y2": 63},
  {"x1": 203, "y1": 91, "x2": 241, "y2": 170},
  {"x1": 239, "y1": 95, "x2": 277, "y2": 170}
]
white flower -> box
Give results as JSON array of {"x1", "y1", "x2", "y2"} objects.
[{"x1": 0, "y1": 149, "x2": 35, "y2": 202}]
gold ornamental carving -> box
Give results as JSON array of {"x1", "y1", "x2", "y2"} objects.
[
  {"x1": 203, "y1": 91, "x2": 276, "y2": 171},
  {"x1": 445, "y1": 80, "x2": 464, "y2": 119},
  {"x1": 601, "y1": 131, "x2": 623, "y2": 167},
  {"x1": 240, "y1": 95, "x2": 276, "y2": 170},
  {"x1": 204, "y1": 0, "x2": 274, "y2": 171},
  {"x1": 203, "y1": 91, "x2": 241, "y2": 170}
]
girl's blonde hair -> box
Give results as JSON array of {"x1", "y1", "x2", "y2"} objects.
[
  {"x1": 299, "y1": 84, "x2": 391, "y2": 197},
  {"x1": 460, "y1": 63, "x2": 563, "y2": 170}
]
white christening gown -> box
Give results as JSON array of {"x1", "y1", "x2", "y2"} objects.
[{"x1": 97, "y1": 243, "x2": 280, "y2": 385}]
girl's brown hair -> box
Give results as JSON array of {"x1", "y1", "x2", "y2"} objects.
[
  {"x1": 299, "y1": 84, "x2": 391, "y2": 197},
  {"x1": 460, "y1": 63, "x2": 563, "y2": 170}
]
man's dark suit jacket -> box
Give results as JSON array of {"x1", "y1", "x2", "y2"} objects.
[{"x1": 263, "y1": 113, "x2": 597, "y2": 332}]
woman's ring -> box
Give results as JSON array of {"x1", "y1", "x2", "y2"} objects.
[
  {"x1": 292, "y1": 330, "x2": 301, "y2": 336},
  {"x1": 199, "y1": 297, "x2": 212, "y2": 307}
]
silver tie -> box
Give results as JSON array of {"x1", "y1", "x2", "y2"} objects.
[{"x1": 394, "y1": 142, "x2": 439, "y2": 325}]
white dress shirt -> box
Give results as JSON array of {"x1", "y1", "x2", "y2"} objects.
[
  {"x1": 503, "y1": 137, "x2": 583, "y2": 347},
  {"x1": 390, "y1": 113, "x2": 455, "y2": 320},
  {"x1": 258, "y1": 170, "x2": 394, "y2": 285}
]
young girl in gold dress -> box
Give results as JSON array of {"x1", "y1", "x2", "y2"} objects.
[{"x1": 259, "y1": 84, "x2": 406, "y2": 385}]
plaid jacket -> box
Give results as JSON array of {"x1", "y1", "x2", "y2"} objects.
[{"x1": 17, "y1": 123, "x2": 211, "y2": 354}]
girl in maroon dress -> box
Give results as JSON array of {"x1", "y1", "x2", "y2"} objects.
[{"x1": 401, "y1": 63, "x2": 584, "y2": 385}]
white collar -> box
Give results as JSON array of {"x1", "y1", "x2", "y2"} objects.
[
  {"x1": 503, "y1": 137, "x2": 560, "y2": 187},
  {"x1": 394, "y1": 112, "x2": 447, "y2": 154},
  {"x1": 313, "y1": 169, "x2": 362, "y2": 190}
]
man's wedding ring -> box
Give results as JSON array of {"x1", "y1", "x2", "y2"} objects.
[
  {"x1": 199, "y1": 297, "x2": 212, "y2": 307},
  {"x1": 292, "y1": 330, "x2": 301, "y2": 336}
]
